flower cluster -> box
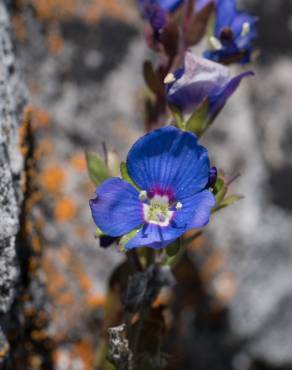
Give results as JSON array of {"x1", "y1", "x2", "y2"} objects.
[{"x1": 87, "y1": 0, "x2": 258, "y2": 252}]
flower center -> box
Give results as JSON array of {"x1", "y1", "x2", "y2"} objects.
[{"x1": 142, "y1": 194, "x2": 174, "y2": 227}]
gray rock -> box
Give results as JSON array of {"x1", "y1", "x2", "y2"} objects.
[{"x1": 0, "y1": 1, "x2": 25, "y2": 363}]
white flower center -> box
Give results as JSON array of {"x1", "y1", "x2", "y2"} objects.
[{"x1": 143, "y1": 195, "x2": 174, "y2": 227}]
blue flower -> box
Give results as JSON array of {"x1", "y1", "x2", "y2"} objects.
[
  {"x1": 204, "y1": 0, "x2": 258, "y2": 64},
  {"x1": 90, "y1": 126, "x2": 215, "y2": 250},
  {"x1": 165, "y1": 51, "x2": 253, "y2": 116},
  {"x1": 155, "y1": 0, "x2": 182, "y2": 12},
  {"x1": 139, "y1": 0, "x2": 167, "y2": 34}
]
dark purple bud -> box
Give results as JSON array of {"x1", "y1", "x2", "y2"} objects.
[
  {"x1": 140, "y1": 0, "x2": 167, "y2": 34},
  {"x1": 208, "y1": 166, "x2": 217, "y2": 188},
  {"x1": 100, "y1": 236, "x2": 118, "y2": 248}
]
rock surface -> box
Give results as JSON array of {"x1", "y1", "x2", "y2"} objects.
[
  {"x1": 0, "y1": 1, "x2": 25, "y2": 363},
  {"x1": 1, "y1": 0, "x2": 292, "y2": 369}
]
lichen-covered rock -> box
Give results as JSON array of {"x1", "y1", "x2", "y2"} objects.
[{"x1": 0, "y1": 0, "x2": 25, "y2": 363}]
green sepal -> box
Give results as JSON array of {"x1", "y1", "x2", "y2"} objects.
[
  {"x1": 163, "y1": 238, "x2": 185, "y2": 268},
  {"x1": 86, "y1": 152, "x2": 110, "y2": 186},
  {"x1": 185, "y1": 97, "x2": 209, "y2": 136},
  {"x1": 95, "y1": 227, "x2": 105, "y2": 238},
  {"x1": 143, "y1": 61, "x2": 164, "y2": 97},
  {"x1": 119, "y1": 228, "x2": 141, "y2": 251},
  {"x1": 168, "y1": 104, "x2": 184, "y2": 129},
  {"x1": 213, "y1": 172, "x2": 227, "y2": 204},
  {"x1": 120, "y1": 162, "x2": 140, "y2": 190},
  {"x1": 166, "y1": 239, "x2": 180, "y2": 257},
  {"x1": 213, "y1": 194, "x2": 243, "y2": 212}
]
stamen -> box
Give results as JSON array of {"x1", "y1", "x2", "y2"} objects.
[
  {"x1": 164, "y1": 73, "x2": 176, "y2": 84},
  {"x1": 142, "y1": 194, "x2": 174, "y2": 227},
  {"x1": 209, "y1": 36, "x2": 223, "y2": 51},
  {"x1": 241, "y1": 22, "x2": 250, "y2": 37},
  {"x1": 139, "y1": 190, "x2": 148, "y2": 201},
  {"x1": 176, "y1": 202, "x2": 182, "y2": 210}
]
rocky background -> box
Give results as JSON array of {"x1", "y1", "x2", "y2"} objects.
[{"x1": 0, "y1": 0, "x2": 292, "y2": 369}]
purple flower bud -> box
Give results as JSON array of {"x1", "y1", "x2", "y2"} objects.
[
  {"x1": 99, "y1": 235, "x2": 118, "y2": 248},
  {"x1": 139, "y1": 0, "x2": 167, "y2": 34},
  {"x1": 165, "y1": 51, "x2": 253, "y2": 117},
  {"x1": 207, "y1": 166, "x2": 217, "y2": 188}
]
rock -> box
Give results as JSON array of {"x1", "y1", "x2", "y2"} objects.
[{"x1": 0, "y1": 1, "x2": 25, "y2": 363}]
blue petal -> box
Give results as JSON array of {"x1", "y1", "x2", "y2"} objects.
[
  {"x1": 172, "y1": 190, "x2": 215, "y2": 229},
  {"x1": 215, "y1": 0, "x2": 237, "y2": 34},
  {"x1": 127, "y1": 126, "x2": 210, "y2": 199},
  {"x1": 184, "y1": 190, "x2": 215, "y2": 228},
  {"x1": 89, "y1": 178, "x2": 143, "y2": 237},
  {"x1": 209, "y1": 70, "x2": 254, "y2": 115},
  {"x1": 195, "y1": 0, "x2": 213, "y2": 12},
  {"x1": 125, "y1": 223, "x2": 185, "y2": 250},
  {"x1": 158, "y1": 0, "x2": 183, "y2": 12}
]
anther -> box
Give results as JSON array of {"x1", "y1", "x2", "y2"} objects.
[
  {"x1": 241, "y1": 22, "x2": 250, "y2": 37},
  {"x1": 139, "y1": 190, "x2": 148, "y2": 201},
  {"x1": 209, "y1": 36, "x2": 223, "y2": 51},
  {"x1": 176, "y1": 201, "x2": 182, "y2": 210},
  {"x1": 164, "y1": 73, "x2": 176, "y2": 84}
]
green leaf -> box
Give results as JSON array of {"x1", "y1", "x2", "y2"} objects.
[
  {"x1": 214, "y1": 194, "x2": 244, "y2": 212},
  {"x1": 185, "y1": 98, "x2": 209, "y2": 136},
  {"x1": 120, "y1": 162, "x2": 140, "y2": 190},
  {"x1": 86, "y1": 152, "x2": 110, "y2": 186},
  {"x1": 169, "y1": 104, "x2": 184, "y2": 128},
  {"x1": 215, "y1": 180, "x2": 227, "y2": 204}
]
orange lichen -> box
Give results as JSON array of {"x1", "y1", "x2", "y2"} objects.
[
  {"x1": 74, "y1": 225, "x2": 88, "y2": 239},
  {"x1": 11, "y1": 14, "x2": 27, "y2": 41},
  {"x1": 31, "y1": 330, "x2": 49, "y2": 341},
  {"x1": 70, "y1": 152, "x2": 87, "y2": 172},
  {"x1": 54, "y1": 197, "x2": 77, "y2": 221},
  {"x1": 72, "y1": 339, "x2": 95, "y2": 370},
  {"x1": 212, "y1": 272, "x2": 236, "y2": 307},
  {"x1": 31, "y1": 0, "x2": 78, "y2": 22},
  {"x1": 40, "y1": 166, "x2": 66, "y2": 193},
  {"x1": 200, "y1": 253, "x2": 225, "y2": 282},
  {"x1": 32, "y1": 107, "x2": 51, "y2": 128},
  {"x1": 0, "y1": 341, "x2": 10, "y2": 359},
  {"x1": 47, "y1": 28, "x2": 64, "y2": 54},
  {"x1": 37, "y1": 139, "x2": 54, "y2": 156},
  {"x1": 86, "y1": 294, "x2": 106, "y2": 309},
  {"x1": 83, "y1": 0, "x2": 132, "y2": 23},
  {"x1": 152, "y1": 287, "x2": 172, "y2": 308}
]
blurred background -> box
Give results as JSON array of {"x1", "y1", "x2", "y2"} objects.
[{"x1": 0, "y1": 0, "x2": 292, "y2": 369}]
